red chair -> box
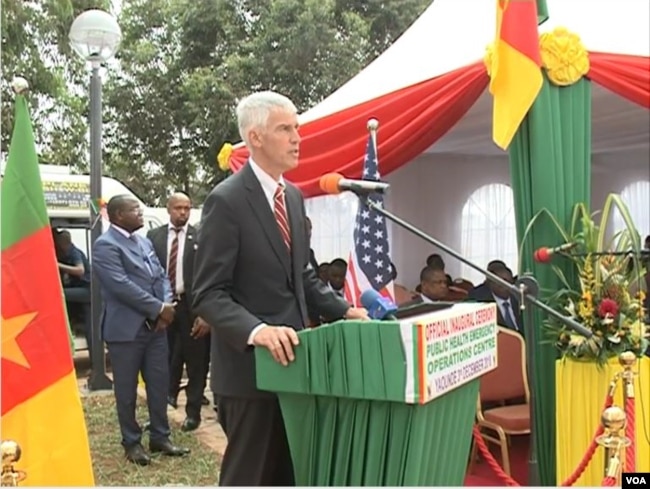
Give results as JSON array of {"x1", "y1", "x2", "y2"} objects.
[{"x1": 472, "y1": 327, "x2": 530, "y2": 475}]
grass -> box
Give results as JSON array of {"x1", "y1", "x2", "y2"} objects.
[{"x1": 83, "y1": 394, "x2": 220, "y2": 486}]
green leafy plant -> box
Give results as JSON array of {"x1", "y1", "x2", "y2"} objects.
[{"x1": 521, "y1": 194, "x2": 649, "y2": 364}]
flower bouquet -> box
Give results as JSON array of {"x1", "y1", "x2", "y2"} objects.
[{"x1": 523, "y1": 194, "x2": 649, "y2": 364}]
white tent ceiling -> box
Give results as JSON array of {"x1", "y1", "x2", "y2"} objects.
[
  {"x1": 302, "y1": 0, "x2": 649, "y2": 284},
  {"x1": 302, "y1": 0, "x2": 650, "y2": 124},
  {"x1": 428, "y1": 85, "x2": 650, "y2": 160}
]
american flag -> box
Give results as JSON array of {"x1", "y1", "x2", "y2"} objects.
[{"x1": 344, "y1": 132, "x2": 394, "y2": 306}]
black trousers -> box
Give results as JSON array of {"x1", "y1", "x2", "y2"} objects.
[
  {"x1": 168, "y1": 296, "x2": 209, "y2": 419},
  {"x1": 107, "y1": 325, "x2": 170, "y2": 447},
  {"x1": 217, "y1": 396, "x2": 295, "y2": 486}
]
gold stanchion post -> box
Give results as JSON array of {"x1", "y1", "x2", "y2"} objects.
[
  {"x1": 596, "y1": 406, "x2": 631, "y2": 485},
  {"x1": 619, "y1": 351, "x2": 637, "y2": 400},
  {"x1": 0, "y1": 441, "x2": 26, "y2": 487}
]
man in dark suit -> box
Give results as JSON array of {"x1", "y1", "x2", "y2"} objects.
[
  {"x1": 193, "y1": 91, "x2": 369, "y2": 486},
  {"x1": 468, "y1": 264, "x2": 522, "y2": 334},
  {"x1": 92, "y1": 195, "x2": 189, "y2": 465},
  {"x1": 467, "y1": 259, "x2": 507, "y2": 302},
  {"x1": 147, "y1": 192, "x2": 210, "y2": 431}
]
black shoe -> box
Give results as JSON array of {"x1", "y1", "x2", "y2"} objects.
[
  {"x1": 201, "y1": 395, "x2": 210, "y2": 405},
  {"x1": 181, "y1": 417, "x2": 200, "y2": 432},
  {"x1": 125, "y1": 444, "x2": 151, "y2": 466},
  {"x1": 149, "y1": 440, "x2": 190, "y2": 457},
  {"x1": 167, "y1": 395, "x2": 178, "y2": 409}
]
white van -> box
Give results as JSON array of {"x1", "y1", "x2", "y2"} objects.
[{"x1": 41, "y1": 165, "x2": 164, "y2": 246}]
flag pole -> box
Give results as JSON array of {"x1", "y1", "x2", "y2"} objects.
[{"x1": 366, "y1": 118, "x2": 379, "y2": 158}]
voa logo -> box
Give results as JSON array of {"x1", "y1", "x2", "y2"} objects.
[{"x1": 622, "y1": 472, "x2": 649, "y2": 488}]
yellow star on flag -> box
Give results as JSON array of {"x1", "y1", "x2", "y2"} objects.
[{"x1": 1, "y1": 312, "x2": 37, "y2": 368}]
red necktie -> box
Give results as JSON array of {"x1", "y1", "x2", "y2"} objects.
[
  {"x1": 168, "y1": 227, "x2": 180, "y2": 294},
  {"x1": 274, "y1": 184, "x2": 291, "y2": 251}
]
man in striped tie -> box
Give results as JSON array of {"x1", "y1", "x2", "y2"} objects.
[
  {"x1": 193, "y1": 91, "x2": 369, "y2": 486},
  {"x1": 148, "y1": 192, "x2": 210, "y2": 432}
]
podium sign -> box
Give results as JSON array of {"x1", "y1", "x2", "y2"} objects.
[{"x1": 401, "y1": 302, "x2": 498, "y2": 404}]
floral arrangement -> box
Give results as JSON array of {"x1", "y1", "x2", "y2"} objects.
[{"x1": 524, "y1": 194, "x2": 649, "y2": 364}]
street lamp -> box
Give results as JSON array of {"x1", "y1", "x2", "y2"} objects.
[{"x1": 69, "y1": 9, "x2": 121, "y2": 391}]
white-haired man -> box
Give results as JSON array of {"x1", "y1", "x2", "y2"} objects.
[{"x1": 193, "y1": 91, "x2": 368, "y2": 485}]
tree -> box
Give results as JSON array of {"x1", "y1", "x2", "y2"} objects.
[
  {"x1": 2, "y1": 0, "x2": 430, "y2": 204},
  {"x1": 334, "y1": 0, "x2": 431, "y2": 60},
  {"x1": 1, "y1": 0, "x2": 111, "y2": 170}
]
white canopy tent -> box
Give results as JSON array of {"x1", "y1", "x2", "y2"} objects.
[{"x1": 304, "y1": 0, "x2": 650, "y2": 287}]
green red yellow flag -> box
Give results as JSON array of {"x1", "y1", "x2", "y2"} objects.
[
  {"x1": 489, "y1": 0, "x2": 543, "y2": 150},
  {"x1": 1, "y1": 92, "x2": 95, "y2": 485}
]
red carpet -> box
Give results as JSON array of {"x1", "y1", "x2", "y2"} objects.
[{"x1": 464, "y1": 435, "x2": 530, "y2": 486}]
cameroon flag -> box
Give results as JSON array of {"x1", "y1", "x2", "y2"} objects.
[
  {"x1": 489, "y1": 0, "x2": 543, "y2": 149},
  {"x1": 1, "y1": 93, "x2": 95, "y2": 485}
]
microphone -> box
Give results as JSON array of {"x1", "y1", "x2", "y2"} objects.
[
  {"x1": 533, "y1": 242, "x2": 578, "y2": 263},
  {"x1": 360, "y1": 289, "x2": 398, "y2": 320},
  {"x1": 320, "y1": 172, "x2": 390, "y2": 195}
]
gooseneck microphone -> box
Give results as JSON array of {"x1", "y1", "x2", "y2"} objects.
[
  {"x1": 320, "y1": 172, "x2": 390, "y2": 195},
  {"x1": 360, "y1": 289, "x2": 398, "y2": 320},
  {"x1": 533, "y1": 242, "x2": 578, "y2": 262}
]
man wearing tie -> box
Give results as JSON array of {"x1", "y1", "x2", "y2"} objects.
[
  {"x1": 92, "y1": 195, "x2": 189, "y2": 465},
  {"x1": 193, "y1": 91, "x2": 369, "y2": 486},
  {"x1": 485, "y1": 267, "x2": 522, "y2": 334},
  {"x1": 147, "y1": 192, "x2": 210, "y2": 431}
]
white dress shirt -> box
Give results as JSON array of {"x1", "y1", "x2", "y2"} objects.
[
  {"x1": 167, "y1": 222, "x2": 188, "y2": 295},
  {"x1": 249, "y1": 158, "x2": 286, "y2": 211}
]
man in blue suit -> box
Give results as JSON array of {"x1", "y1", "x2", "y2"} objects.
[{"x1": 92, "y1": 194, "x2": 189, "y2": 465}]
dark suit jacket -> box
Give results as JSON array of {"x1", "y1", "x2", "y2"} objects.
[
  {"x1": 147, "y1": 223, "x2": 197, "y2": 302},
  {"x1": 193, "y1": 163, "x2": 350, "y2": 398},
  {"x1": 92, "y1": 227, "x2": 172, "y2": 342},
  {"x1": 466, "y1": 285, "x2": 522, "y2": 333}
]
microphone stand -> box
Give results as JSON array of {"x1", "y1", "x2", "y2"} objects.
[
  {"x1": 358, "y1": 193, "x2": 593, "y2": 487},
  {"x1": 565, "y1": 250, "x2": 650, "y2": 258}
]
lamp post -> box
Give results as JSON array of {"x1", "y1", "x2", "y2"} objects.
[{"x1": 69, "y1": 9, "x2": 121, "y2": 391}]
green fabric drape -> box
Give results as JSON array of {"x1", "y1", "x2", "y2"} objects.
[
  {"x1": 509, "y1": 73, "x2": 592, "y2": 485},
  {"x1": 537, "y1": 0, "x2": 549, "y2": 25},
  {"x1": 256, "y1": 320, "x2": 480, "y2": 486}
]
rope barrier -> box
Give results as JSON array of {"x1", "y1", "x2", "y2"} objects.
[
  {"x1": 601, "y1": 476, "x2": 618, "y2": 486},
  {"x1": 471, "y1": 353, "x2": 638, "y2": 488},
  {"x1": 470, "y1": 393, "x2": 615, "y2": 487},
  {"x1": 624, "y1": 394, "x2": 635, "y2": 472},
  {"x1": 620, "y1": 352, "x2": 637, "y2": 474},
  {"x1": 559, "y1": 394, "x2": 614, "y2": 487},
  {"x1": 471, "y1": 425, "x2": 520, "y2": 486}
]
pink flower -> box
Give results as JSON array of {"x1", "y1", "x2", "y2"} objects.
[{"x1": 598, "y1": 298, "x2": 619, "y2": 318}]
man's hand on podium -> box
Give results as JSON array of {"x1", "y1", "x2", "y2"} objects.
[
  {"x1": 253, "y1": 326, "x2": 300, "y2": 366},
  {"x1": 345, "y1": 307, "x2": 370, "y2": 321}
]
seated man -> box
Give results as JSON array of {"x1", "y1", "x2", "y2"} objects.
[
  {"x1": 54, "y1": 230, "x2": 92, "y2": 354},
  {"x1": 469, "y1": 265, "x2": 522, "y2": 334},
  {"x1": 402, "y1": 266, "x2": 450, "y2": 307},
  {"x1": 328, "y1": 258, "x2": 347, "y2": 298}
]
